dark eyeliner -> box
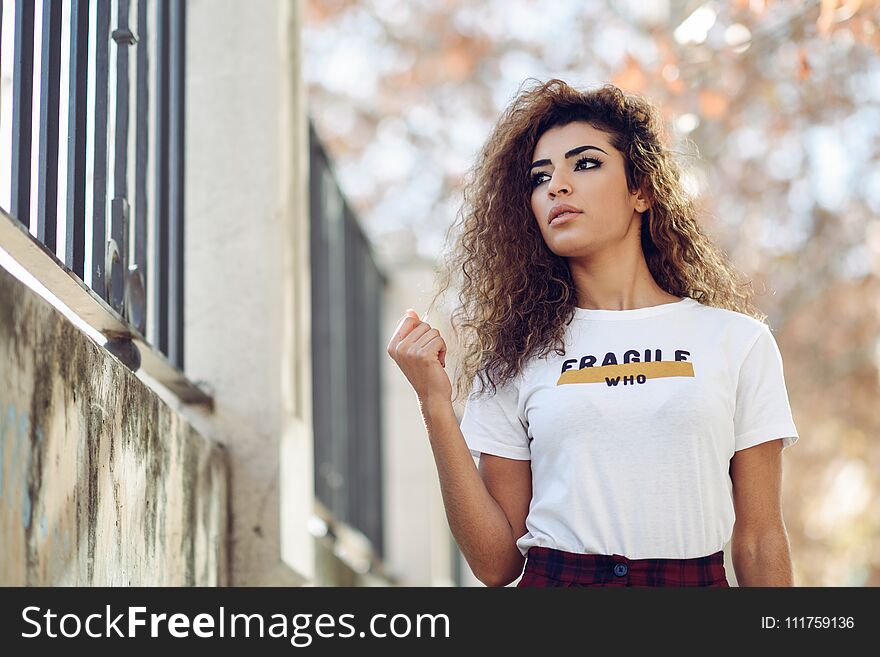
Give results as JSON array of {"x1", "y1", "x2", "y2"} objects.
[
  {"x1": 574, "y1": 156, "x2": 601, "y2": 170},
  {"x1": 531, "y1": 156, "x2": 601, "y2": 188}
]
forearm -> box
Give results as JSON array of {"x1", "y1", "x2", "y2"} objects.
[
  {"x1": 420, "y1": 399, "x2": 525, "y2": 586},
  {"x1": 731, "y1": 527, "x2": 795, "y2": 586}
]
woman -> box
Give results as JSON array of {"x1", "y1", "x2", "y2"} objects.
[{"x1": 386, "y1": 79, "x2": 799, "y2": 587}]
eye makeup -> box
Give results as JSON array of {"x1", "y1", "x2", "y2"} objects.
[{"x1": 530, "y1": 156, "x2": 602, "y2": 188}]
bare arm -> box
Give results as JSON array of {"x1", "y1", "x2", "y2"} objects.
[
  {"x1": 729, "y1": 439, "x2": 795, "y2": 586},
  {"x1": 387, "y1": 310, "x2": 530, "y2": 586},
  {"x1": 422, "y1": 399, "x2": 531, "y2": 587}
]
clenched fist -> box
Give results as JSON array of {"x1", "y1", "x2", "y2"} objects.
[{"x1": 386, "y1": 309, "x2": 452, "y2": 404}]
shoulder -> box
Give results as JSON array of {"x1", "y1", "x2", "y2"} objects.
[
  {"x1": 687, "y1": 298, "x2": 768, "y2": 340},
  {"x1": 684, "y1": 299, "x2": 775, "y2": 367}
]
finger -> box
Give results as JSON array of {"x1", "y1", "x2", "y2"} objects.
[
  {"x1": 433, "y1": 339, "x2": 446, "y2": 368},
  {"x1": 398, "y1": 321, "x2": 432, "y2": 348},
  {"x1": 388, "y1": 319, "x2": 418, "y2": 356},
  {"x1": 388, "y1": 322, "x2": 426, "y2": 360},
  {"x1": 421, "y1": 335, "x2": 447, "y2": 368},
  {"x1": 391, "y1": 315, "x2": 410, "y2": 340},
  {"x1": 414, "y1": 328, "x2": 440, "y2": 348},
  {"x1": 392, "y1": 316, "x2": 421, "y2": 343}
]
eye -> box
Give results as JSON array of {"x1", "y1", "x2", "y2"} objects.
[
  {"x1": 531, "y1": 157, "x2": 602, "y2": 189},
  {"x1": 531, "y1": 171, "x2": 550, "y2": 188},
  {"x1": 575, "y1": 156, "x2": 601, "y2": 170}
]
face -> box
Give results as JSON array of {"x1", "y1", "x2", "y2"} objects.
[{"x1": 529, "y1": 122, "x2": 648, "y2": 257}]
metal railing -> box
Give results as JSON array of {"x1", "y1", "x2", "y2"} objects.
[
  {"x1": 2, "y1": 0, "x2": 186, "y2": 373},
  {"x1": 309, "y1": 122, "x2": 387, "y2": 558}
]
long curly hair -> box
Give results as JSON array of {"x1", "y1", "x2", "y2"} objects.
[{"x1": 429, "y1": 78, "x2": 766, "y2": 405}]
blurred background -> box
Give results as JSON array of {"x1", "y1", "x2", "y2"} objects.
[
  {"x1": 0, "y1": 0, "x2": 878, "y2": 586},
  {"x1": 304, "y1": 0, "x2": 880, "y2": 586}
]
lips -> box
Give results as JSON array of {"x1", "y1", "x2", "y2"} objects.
[{"x1": 548, "y1": 203, "x2": 582, "y2": 225}]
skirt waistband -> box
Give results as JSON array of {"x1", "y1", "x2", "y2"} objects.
[{"x1": 519, "y1": 547, "x2": 728, "y2": 587}]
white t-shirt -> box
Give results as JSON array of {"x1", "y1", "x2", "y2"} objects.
[{"x1": 459, "y1": 296, "x2": 799, "y2": 560}]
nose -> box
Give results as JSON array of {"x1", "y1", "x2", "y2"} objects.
[{"x1": 548, "y1": 170, "x2": 571, "y2": 197}]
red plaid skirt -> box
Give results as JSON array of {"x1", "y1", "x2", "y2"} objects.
[{"x1": 517, "y1": 547, "x2": 730, "y2": 587}]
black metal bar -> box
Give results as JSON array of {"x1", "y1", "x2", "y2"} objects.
[
  {"x1": 167, "y1": 0, "x2": 185, "y2": 368},
  {"x1": 133, "y1": 0, "x2": 149, "y2": 333},
  {"x1": 65, "y1": 0, "x2": 90, "y2": 277},
  {"x1": 36, "y1": 0, "x2": 63, "y2": 252},
  {"x1": 112, "y1": 0, "x2": 130, "y2": 200},
  {"x1": 309, "y1": 131, "x2": 332, "y2": 514},
  {"x1": 372, "y1": 264, "x2": 385, "y2": 556},
  {"x1": 347, "y1": 215, "x2": 362, "y2": 534},
  {"x1": 366, "y1": 246, "x2": 384, "y2": 555},
  {"x1": 308, "y1": 123, "x2": 387, "y2": 553},
  {"x1": 328, "y1": 176, "x2": 348, "y2": 522},
  {"x1": 11, "y1": 0, "x2": 35, "y2": 226},
  {"x1": 91, "y1": 0, "x2": 111, "y2": 297},
  {"x1": 358, "y1": 221, "x2": 383, "y2": 554},
  {"x1": 345, "y1": 207, "x2": 357, "y2": 529},
  {"x1": 109, "y1": 0, "x2": 131, "y2": 315},
  {"x1": 153, "y1": 0, "x2": 169, "y2": 355}
]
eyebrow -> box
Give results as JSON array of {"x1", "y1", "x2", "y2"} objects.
[{"x1": 529, "y1": 144, "x2": 608, "y2": 170}]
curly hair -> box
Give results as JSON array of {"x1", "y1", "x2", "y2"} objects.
[{"x1": 428, "y1": 78, "x2": 766, "y2": 405}]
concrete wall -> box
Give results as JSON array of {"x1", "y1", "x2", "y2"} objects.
[
  {"x1": 0, "y1": 266, "x2": 227, "y2": 585},
  {"x1": 181, "y1": 0, "x2": 314, "y2": 584}
]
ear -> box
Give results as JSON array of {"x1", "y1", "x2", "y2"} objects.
[{"x1": 633, "y1": 187, "x2": 651, "y2": 213}]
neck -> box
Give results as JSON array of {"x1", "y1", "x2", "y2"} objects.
[{"x1": 567, "y1": 235, "x2": 672, "y2": 311}]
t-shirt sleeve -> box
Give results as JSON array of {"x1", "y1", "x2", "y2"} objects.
[
  {"x1": 734, "y1": 325, "x2": 800, "y2": 451},
  {"x1": 459, "y1": 375, "x2": 531, "y2": 461}
]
